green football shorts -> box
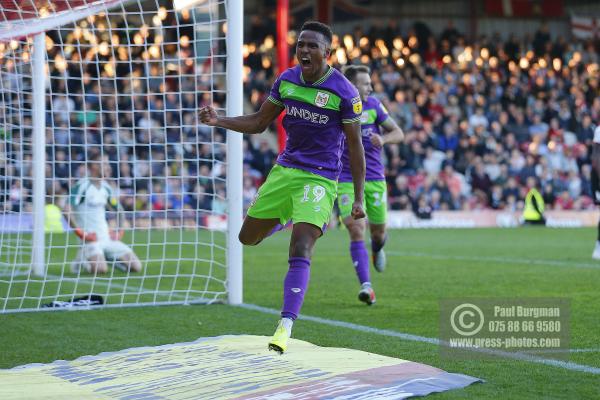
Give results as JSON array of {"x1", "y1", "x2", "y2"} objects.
[
  {"x1": 247, "y1": 164, "x2": 338, "y2": 232},
  {"x1": 337, "y1": 180, "x2": 387, "y2": 224}
]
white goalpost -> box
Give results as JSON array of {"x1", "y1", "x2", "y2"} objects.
[{"x1": 0, "y1": 0, "x2": 243, "y2": 312}]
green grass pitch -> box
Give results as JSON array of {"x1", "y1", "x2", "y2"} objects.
[{"x1": 2, "y1": 227, "x2": 599, "y2": 399}]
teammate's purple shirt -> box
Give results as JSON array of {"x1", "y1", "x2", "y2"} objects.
[
  {"x1": 267, "y1": 65, "x2": 362, "y2": 180},
  {"x1": 339, "y1": 96, "x2": 389, "y2": 182}
]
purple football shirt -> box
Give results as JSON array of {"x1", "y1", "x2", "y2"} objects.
[
  {"x1": 267, "y1": 65, "x2": 362, "y2": 180},
  {"x1": 339, "y1": 96, "x2": 389, "y2": 182}
]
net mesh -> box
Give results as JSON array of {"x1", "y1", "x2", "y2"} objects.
[{"x1": 0, "y1": 0, "x2": 230, "y2": 312}]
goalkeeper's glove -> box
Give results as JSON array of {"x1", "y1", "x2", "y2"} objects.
[
  {"x1": 74, "y1": 228, "x2": 97, "y2": 242},
  {"x1": 109, "y1": 230, "x2": 124, "y2": 240}
]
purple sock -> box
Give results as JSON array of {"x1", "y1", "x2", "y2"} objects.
[
  {"x1": 350, "y1": 241, "x2": 370, "y2": 285},
  {"x1": 281, "y1": 257, "x2": 310, "y2": 320}
]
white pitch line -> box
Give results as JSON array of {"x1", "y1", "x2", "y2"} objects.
[
  {"x1": 570, "y1": 348, "x2": 600, "y2": 353},
  {"x1": 387, "y1": 250, "x2": 600, "y2": 269},
  {"x1": 239, "y1": 303, "x2": 600, "y2": 375},
  {"x1": 526, "y1": 348, "x2": 600, "y2": 354}
]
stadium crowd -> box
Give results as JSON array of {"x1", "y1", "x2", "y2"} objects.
[
  {"x1": 1, "y1": 13, "x2": 599, "y2": 227},
  {"x1": 0, "y1": 10, "x2": 235, "y2": 227},
  {"x1": 246, "y1": 18, "x2": 600, "y2": 212}
]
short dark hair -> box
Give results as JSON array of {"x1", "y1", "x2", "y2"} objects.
[
  {"x1": 343, "y1": 65, "x2": 371, "y2": 83},
  {"x1": 300, "y1": 21, "x2": 333, "y2": 45}
]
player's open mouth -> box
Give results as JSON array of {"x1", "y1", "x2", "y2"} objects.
[{"x1": 300, "y1": 57, "x2": 311, "y2": 68}]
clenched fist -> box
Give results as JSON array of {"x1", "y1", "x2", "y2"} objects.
[
  {"x1": 351, "y1": 201, "x2": 366, "y2": 220},
  {"x1": 370, "y1": 134, "x2": 384, "y2": 148},
  {"x1": 199, "y1": 106, "x2": 218, "y2": 126}
]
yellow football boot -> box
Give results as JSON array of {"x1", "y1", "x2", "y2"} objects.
[{"x1": 268, "y1": 320, "x2": 290, "y2": 354}]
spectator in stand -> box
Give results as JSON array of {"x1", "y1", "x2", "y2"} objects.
[
  {"x1": 413, "y1": 194, "x2": 432, "y2": 219},
  {"x1": 490, "y1": 185, "x2": 504, "y2": 210},
  {"x1": 542, "y1": 183, "x2": 556, "y2": 208},
  {"x1": 389, "y1": 175, "x2": 411, "y2": 210},
  {"x1": 469, "y1": 161, "x2": 493, "y2": 204},
  {"x1": 437, "y1": 122, "x2": 459, "y2": 152},
  {"x1": 508, "y1": 112, "x2": 530, "y2": 145},
  {"x1": 151, "y1": 182, "x2": 167, "y2": 211},
  {"x1": 251, "y1": 139, "x2": 278, "y2": 178},
  {"x1": 555, "y1": 190, "x2": 574, "y2": 210}
]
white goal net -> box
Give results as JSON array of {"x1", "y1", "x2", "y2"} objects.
[{"x1": 0, "y1": 0, "x2": 243, "y2": 312}]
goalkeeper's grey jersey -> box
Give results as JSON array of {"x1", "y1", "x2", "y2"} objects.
[{"x1": 70, "y1": 178, "x2": 115, "y2": 241}]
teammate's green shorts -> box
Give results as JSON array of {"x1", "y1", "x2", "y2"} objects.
[
  {"x1": 247, "y1": 164, "x2": 338, "y2": 232},
  {"x1": 337, "y1": 180, "x2": 387, "y2": 224}
]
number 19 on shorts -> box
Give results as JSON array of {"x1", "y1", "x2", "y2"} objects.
[{"x1": 301, "y1": 185, "x2": 326, "y2": 203}]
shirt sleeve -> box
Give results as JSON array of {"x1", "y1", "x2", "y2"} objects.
[
  {"x1": 340, "y1": 85, "x2": 362, "y2": 124},
  {"x1": 267, "y1": 75, "x2": 284, "y2": 107},
  {"x1": 375, "y1": 98, "x2": 390, "y2": 125},
  {"x1": 69, "y1": 180, "x2": 87, "y2": 206}
]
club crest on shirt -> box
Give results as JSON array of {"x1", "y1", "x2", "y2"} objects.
[
  {"x1": 351, "y1": 96, "x2": 362, "y2": 115},
  {"x1": 314, "y1": 91, "x2": 330, "y2": 108}
]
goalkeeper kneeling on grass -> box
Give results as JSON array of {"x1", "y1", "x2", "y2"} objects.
[{"x1": 65, "y1": 153, "x2": 142, "y2": 274}]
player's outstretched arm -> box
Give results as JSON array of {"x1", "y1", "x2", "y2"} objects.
[
  {"x1": 199, "y1": 100, "x2": 283, "y2": 134},
  {"x1": 63, "y1": 203, "x2": 80, "y2": 233},
  {"x1": 343, "y1": 121, "x2": 366, "y2": 219},
  {"x1": 379, "y1": 117, "x2": 404, "y2": 145}
]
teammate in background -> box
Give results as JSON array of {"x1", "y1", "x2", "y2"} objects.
[
  {"x1": 591, "y1": 126, "x2": 600, "y2": 259},
  {"x1": 199, "y1": 21, "x2": 365, "y2": 354},
  {"x1": 65, "y1": 154, "x2": 142, "y2": 274},
  {"x1": 338, "y1": 65, "x2": 404, "y2": 305}
]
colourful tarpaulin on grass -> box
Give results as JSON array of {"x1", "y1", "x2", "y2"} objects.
[{"x1": 0, "y1": 335, "x2": 481, "y2": 399}]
